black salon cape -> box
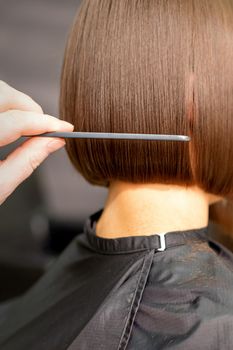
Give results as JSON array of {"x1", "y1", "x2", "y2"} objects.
[{"x1": 1, "y1": 208, "x2": 233, "y2": 350}]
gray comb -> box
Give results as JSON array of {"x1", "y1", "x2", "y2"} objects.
[{"x1": 24, "y1": 131, "x2": 191, "y2": 141}]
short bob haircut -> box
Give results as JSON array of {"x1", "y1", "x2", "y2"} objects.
[{"x1": 60, "y1": 0, "x2": 233, "y2": 198}]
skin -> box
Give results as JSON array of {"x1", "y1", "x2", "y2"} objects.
[
  {"x1": 0, "y1": 80, "x2": 74, "y2": 205},
  {"x1": 96, "y1": 181, "x2": 224, "y2": 238}
]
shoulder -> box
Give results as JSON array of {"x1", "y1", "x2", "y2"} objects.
[{"x1": 207, "y1": 235, "x2": 233, "y2": 272}]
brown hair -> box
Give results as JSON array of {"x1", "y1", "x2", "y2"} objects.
[{"x1": 59, "y1": 0, "x2": 233, "y2": 198}]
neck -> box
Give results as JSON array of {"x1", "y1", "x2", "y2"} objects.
[{"x1": 95, "y1": 181, "x2": 210, "y2": 239}]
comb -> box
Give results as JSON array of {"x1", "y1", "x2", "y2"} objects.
[{"x1": 24, "y1": 131, "x2": 191, "y2": 141}]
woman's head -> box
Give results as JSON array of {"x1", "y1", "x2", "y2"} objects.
[{"x1": 60, "y1": 0, "x2": 233, "y2": 199}]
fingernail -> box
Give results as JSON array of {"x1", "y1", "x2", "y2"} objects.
[
  {"x1": 59, "y1": 121, "x2": 74, "y2": 130},
  {"x1": 47, "y1": 139, "x2": 66, "y2": 152}
]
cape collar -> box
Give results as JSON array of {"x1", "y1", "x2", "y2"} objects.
[{"x1": 83, "y1": 208, "x2": 210, "y2": 254}]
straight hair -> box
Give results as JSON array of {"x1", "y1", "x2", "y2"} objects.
[{"x1": 60, "y1": 0, "x2": 233, "y2": 199}]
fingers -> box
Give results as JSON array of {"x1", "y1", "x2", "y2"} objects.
[
  {"x1": 0, "y1": 80, "x2": 43, "y2": 113},
  {"x1": 0, "y1": 136, "x2": 66, "y2": 205},
  {"x1": 0, "y1": 109, "x2": 74, "y2": 146},
  {"x1": 0, "y1": 80, "x2": 75, "y2": 205}
]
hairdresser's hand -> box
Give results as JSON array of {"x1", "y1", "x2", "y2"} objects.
[{"x1": 0, "y1": 80, "x2": 74, "y2": 205}]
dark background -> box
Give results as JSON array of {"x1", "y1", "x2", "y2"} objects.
[{"x1": 0, "y1": 0, "x2": 107, "y2": 301}]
